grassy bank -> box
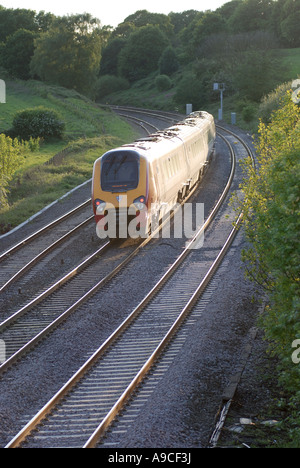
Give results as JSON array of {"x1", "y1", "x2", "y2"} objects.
[{"x1": 0, "y1": 80, "x2": 138, "y2": 232}]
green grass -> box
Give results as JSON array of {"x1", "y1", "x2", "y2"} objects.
[
  {"x1": 0, "y1": 80, "x2": 138, "y2": 232},
  {"x1": 101, "y1": 72, "x2": 178, "y2": 112}
]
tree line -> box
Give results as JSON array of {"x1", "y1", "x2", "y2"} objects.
[{"x1": 0, "y1": 0, "x2": 299, "y2": 101}]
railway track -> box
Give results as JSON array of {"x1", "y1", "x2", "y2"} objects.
[
  {"x1": 0, "y1": 108, "x2": 175, "y2": 300},
  {"x1": 0, "y1": 199, "x2": 93, "y2": 294},
  {"x1": 0, "y1": 113, "x2": 196, "y2": 376},
  {"x1": 4, "y1": 117, "x2": 255, "y2": 448}
]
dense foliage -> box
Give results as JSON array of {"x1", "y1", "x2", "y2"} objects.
[
  {"x1": 11, "y1": 107, "x2": 65, "y2": 140},
  {"x1": 0, "y1": 134, "x2": 39, "y2": 207},
  {"x1": 236, "y1": 92, "x2": 300, "y2": 440},
  {"x1": 30, "y1": 14, "x2": 102, "y2": 98},
  {"x1": 0, "y1": 1, "x2": 298, "y2": 103}
]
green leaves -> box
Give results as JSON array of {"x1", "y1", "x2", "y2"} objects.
[
  {"x1": 12, "y1": 107, "x2": 65, "y2": 140},
  {"x1": 30, "y1": 14, "x2": 102, "y2": 98},
  {"x1": 0, "y1": 134, "x2": 26, "y2": 207},
  {"x1": 237, "y1": 92, "x2": 300, "y2": 434}
]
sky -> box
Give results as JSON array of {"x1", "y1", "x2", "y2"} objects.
[{"x1": 0, "y1": 0, "x2": 229, "y2": 27}]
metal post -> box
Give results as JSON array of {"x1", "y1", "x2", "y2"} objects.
[
  {"x1": 214, "y1": 83, "x2": 225, "y2": 121},
  {"x1": 220, "y1": 87, "x2": 223, "y2": 120},
  {"x1": 0, "y1": 80, "x2": 6, "y2": 104},
  {"x1": 186, "y1": 104, "x2": 193, "y2": 115}
]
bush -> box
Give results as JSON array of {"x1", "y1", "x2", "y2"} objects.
[
  {"x1": 96, "y1": 75, "x2": 130, "y2": 99},
  {"x1": 0, "y1": 134, "x2": 26, "y2": 207},
  {"x1": 155, "y1": 75, "x2": 172, "y2": 92},
  {"x1": 242, "y1": 103, "x2": 257, "y2": 122},
  {"x1": 12, "y1": 107, "x2": 65, "y2": 140},
  {"x1": 259, "y1": 81, "x2": 295, "y2": 123},
  {"x1": 235, "y1": 92, "x2": 300, "y2": 441},
  {"x1": 173, "y1": 73, "x2": 207, "y2": 110}
]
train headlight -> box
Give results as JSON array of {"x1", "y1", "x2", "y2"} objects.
[
  {"x1": 133, "y1": 196, "x2": 146, "y2": 211},
  {"x1": 95, "y1": 199, "x2": 106, "y2": 214}
]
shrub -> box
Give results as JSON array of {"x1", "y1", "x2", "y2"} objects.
[
  {"x1": 96, "y1": 75, "x2": 130, "y2": 99},
  {"x1": 155, "y1": 75, "x2": 172, "y2": 92},
  {"x1": 259, "y1": 81, "x2": 295, "y2": 123},
  {"x1": 173, "y1": 73, "x2": 207, "y2": 110},
  {"x1": 12, "y1": 107, "x2": 65, "y2": 140},
  {"x1": 0, "y1": 134, "x2": 26, "y2": 207},
  {"x1": 234, "y1": 92, "x2": 300, "y2": 441},
  {"x1": 242, "y1": 103, "x2": 257, "y2": 122}
]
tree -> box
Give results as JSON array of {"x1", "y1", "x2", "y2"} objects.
[
  {"x1": 228, "y1": 0, "x2": 274, "y2": 33},
  {"x1": 233, "y1": 49, "x2": 281, "y2": 101},
  {"x1": 1, "y1": 29, "x2": 36, "y2": 79},
  {"x1": 159, "y1": 46, "x2": 179, "y2": 76},
  {"x1": 122, "y1": 10, "x2": 174, "y2": 37},
  {"x1": 100, "y1": 37, "x2": 126, "y2": 76},
  {"x1": 168, "y1": 10, "x2": 200, "y2": 35},
  {"x1": 30, "y1": 14, "x2": 102, "y2": 98},
  {"x1": 118, "y1": 25, "x2": 169, "y2": 82},
  {"x1": 280, "y1": 10, "x2": 300, "y2": 47},
  {"x1": 192, "y1": 11, "x2": 228, "y2": 48},
  {"x1": 0, "y1": 7, "x2": 37, "y2": 42}
]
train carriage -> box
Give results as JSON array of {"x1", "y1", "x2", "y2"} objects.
[{"x1": 92, "y1": 111, "x2": 216, "y2": 238}]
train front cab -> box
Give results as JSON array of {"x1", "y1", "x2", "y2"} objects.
[{"x1": 92, "y1": 149, "x2": 149, "y2": 238}]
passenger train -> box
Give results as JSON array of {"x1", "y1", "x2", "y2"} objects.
[{"x1": 92, "y1": 111, "x2": 216, "y2": 238}]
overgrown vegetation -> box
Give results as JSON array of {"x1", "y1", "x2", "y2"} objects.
[
  {"x1": 0, "y1": 134, "x2": 28, "y2": 207},
  {"x1": 234, "y1": 92, "x2": 300, "y2": 445},
  {"x1": 10, "y1": 107, "x2": 65, "y2": 140}
]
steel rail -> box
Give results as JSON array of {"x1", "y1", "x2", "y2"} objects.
[
  {"x1": 0, "y1": 198, "x2": 91, "y2": 261},
  {"x1": 5, "y1": 129, "x2": 237, "y2": 449},
  {"x1": 109, "y1": 105, "x2": 181, "y2": 124},
  {"x1": 0, "y1": 215, "x2": 94, "y2": 294},
  {"x1": 84, "y1": 212, "x2": 244, "y2": 448},
  {"x1": 0, "y1": 157, "x2": 204, "y2": 377},
  {"x1": 0, "y1": 240, "x2": 110, "y2": 374},
  {"x1": 0, "y1": 111, "x2": 161, "y2": 292},
  {"x1": 0, "y1": 111, "x2": 179, "y2": 374},
  {"x1": 116, "y1": 113, "x2": 159, "y2": 134}
]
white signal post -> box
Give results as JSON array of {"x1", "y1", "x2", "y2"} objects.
[
  {"x1": 213, "y1": 82, "x2": 225, "y2": 120},
  {"x1": 0, "y1": 79, "x2": 6, "y2": 103}
]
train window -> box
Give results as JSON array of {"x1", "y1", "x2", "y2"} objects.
[{"x1": 101, "y1": 150, "x2": 140, "y2": 192}]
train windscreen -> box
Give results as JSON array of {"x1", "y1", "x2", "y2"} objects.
[{"x1": 101, "y1": 150, "x2": 140, "y2": 192}]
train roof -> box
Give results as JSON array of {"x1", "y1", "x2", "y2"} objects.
[{"x1": 120, "y1": 111, "x2": 214, "y2": 158}]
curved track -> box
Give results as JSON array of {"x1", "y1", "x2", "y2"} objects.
[{"x1": 4, "y1": 113, "x2": 255, "y2": 448}]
